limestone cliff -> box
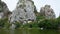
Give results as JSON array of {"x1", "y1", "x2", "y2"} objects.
[
  {"x1": 9, "y1": 0, "x2": 36, "y2": 23},
  {"x1": 0, "y1": 0, "x2": 11, "y2": 19},
  {"x1": 40, "y1": 5, "x2": 55, "y2": 19}
]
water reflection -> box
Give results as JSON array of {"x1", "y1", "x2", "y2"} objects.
[
  {"x1": 0, "y1": 29, "x2": 60, "y2": 34},
  {"x1": 10, "y1": 29, "x2": 15, "y2": 34},
  {"x1": 22, "y1": 29, "x2": 27, "y2": 34}
]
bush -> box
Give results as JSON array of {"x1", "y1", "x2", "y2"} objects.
[
  {"x1": 23, "y1": 22, "x2": 38, "y2": 28},
  {"x1": 36, "y1": 15, "x2": 45, "y2": 23},
  {"x1": 38, "y1": 19, "x2": 58, "y2": 29},
  {"x1": 57, "y1": 16, "x2": 60, "y2": 23},
  {"x1": 0, "y1": 18, "x2": 9, "y2": 28},
  {"x1": 14, "y1": 21, "x2": 21, "y2": 29},
  {"x1": 0, "y1": 19, "x2": 5, "y2": 28}
]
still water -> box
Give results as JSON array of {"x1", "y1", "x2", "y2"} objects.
[{"x1": 0, "y1": 28, "x2": 60, "y2": 34}]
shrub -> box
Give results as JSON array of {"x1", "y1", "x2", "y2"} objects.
[
  {"x1": 38, "y1": 19, "x2": 58, "y2": 29},
  {"x1": 14, "y1": 21, "x2": 21, "y2": 29},
  {"x1": 23, "y1": 22, "x2": 38, "y2": 28},
  {"x1": 0, "y1": 18, "x2": 9, "y2": 28}
]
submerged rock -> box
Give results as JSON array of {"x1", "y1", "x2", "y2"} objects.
[
  {"x1": 40, "y1": 5, "x2": 55, "y2": 19},
  {"x1": 9, "y1": 0, "x2": 36, "y2": 24}
]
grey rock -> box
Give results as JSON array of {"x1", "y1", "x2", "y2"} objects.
[
  {"x1": 10, "y1": 24, "x2": 16, "y2": 30},
  {"x1": 0, "y1": 12, "x2": 4, "y2": 18},
  {"x1": 9, "y1": 8, "x2": 26, "y2": 23},
  {"x1": 0, "y1": 1, "x2": 11, "y2": 19},
  {"x1": 40, "y1": 5, "x2": 55, "y2": 19},
  {"x1": 9, "y1": 0, "x2": 36, "y2": 23}
]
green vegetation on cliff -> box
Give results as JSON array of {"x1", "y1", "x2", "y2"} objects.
[{"x1": 0, "y1": 15, "x2": 60, "y2": 29}]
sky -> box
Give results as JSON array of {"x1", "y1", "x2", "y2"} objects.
[{"x1": 2, "y1": 0, "x2": 60, "y2": 18}]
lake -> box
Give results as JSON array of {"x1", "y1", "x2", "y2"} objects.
[{"x1": 0, "y1": 28, "x2": 60, "y2": 34}]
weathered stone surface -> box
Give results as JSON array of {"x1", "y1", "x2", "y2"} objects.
[
  {"x1": 40, "y1": 5, "x2": 55, "y2": 19},
  {"x1": 9, "y1": 0, "x2": 36, "y2": 23},
  {"x1": 0, "y1": 0, "x2": 11, "y2": 19},
  {"x1": 9, "y1": 8, "x2": 26, "y2": 23}
]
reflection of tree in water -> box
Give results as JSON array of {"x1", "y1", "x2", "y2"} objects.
[
  {"x1": 21, "y1": 29, "x2": 30, "y2": 34},
  {"x1": 10, "y1": 29, "x2": 15, "y2": 34},
  {"x1": 22, "y1": 29, "x2": 27, "y2": 34}
]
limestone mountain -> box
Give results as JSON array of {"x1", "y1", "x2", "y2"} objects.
[
  {"x1": 40, "y1": 5, "x2": 55, "y2": 19},
  {"x1": 9, "y1": 0, "x2": 36, "y2": 23}
]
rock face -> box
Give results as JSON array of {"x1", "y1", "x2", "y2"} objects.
[
  {"x1": 0, "y1": 0, "x2": 11, "y2": 19},
  {"x1": 9, "y1": 0, "x2": 36, "y2": 23},
  {"x1": 40, "y1": 5, "x2": 55, "y2": 19}
]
